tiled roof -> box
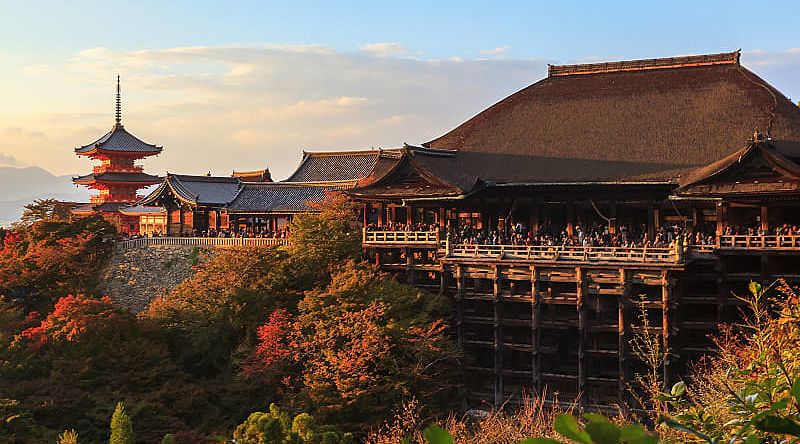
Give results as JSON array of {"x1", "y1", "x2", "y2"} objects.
[
  {"x1": 72, "y1": 202, "x2": 130, "y2": 213},
  {"x1": 75, "y1": 125, "x2": 162, "y2": 155},
  {"x1": 424, "y1": 52, "x2": 800, "y2": 184},
  {"x1": 73, "y1": 172, "x2": 161, "y2": 184},
  {"x1": 138, "y1": 174, "x2": 242, "y2": 206},
  {"x1": 226, "y1": 183, "x2": 348, "y2": 213},
  {"x1": 285, "y1": 150, "x2": 401, "y2": 182}
]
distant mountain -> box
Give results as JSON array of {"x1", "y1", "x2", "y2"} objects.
[{"x1": 0, "y1": 166, "x2": 89, "y2": 226}]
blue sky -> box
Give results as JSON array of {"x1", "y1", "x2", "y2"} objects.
[{"x1": 0, "y1": 0, "x2": 798, "y2": 178}]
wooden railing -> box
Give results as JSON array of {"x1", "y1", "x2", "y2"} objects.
[
  {"x1": 718, "y1": 235, "x2": 800, "y2": 250},
  {"x1": 116, "y1": 237, "x2": 289, "y2": 251},
  {"x1": 362, "y1": 229, "x2": 439, "y2": 244},
  {"x1": 448, "y1": 243, "x2": 682, "y2": 263}
]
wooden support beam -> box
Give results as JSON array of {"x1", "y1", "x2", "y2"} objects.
[
  {"x1": 661, "y1": 270, "x2": 671, "y2": 390},
  {"x1": 531, "y1": 265, "x2": 540, "y2": 391},
  {"x1": 619, "y1": 268, "x2": 628, "y2": 405},
  {"x1": 760, "y1": 206, "x2": 769, "y2": 232},
  {"x1": 576, "y1": 266, "x2": 586, "y2": 405},
  {"x1": 455, "y1": 265, "x2": 464, "y2": 347},
  {"x1": 493, "y1": 265, "x2": 503, "y2": 406},
  {"x1": 567, "y1": 201, "x2": 575, "y2": 236}
]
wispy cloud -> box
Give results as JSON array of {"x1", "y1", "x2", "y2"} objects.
[
  {"x1": 360, "y1": 42, "x2": 409, "y2": 57},
  {"x1": 479, "y1": 46, "x2": 511, "y2": 56},
  {"x1": 0, "y1": 151, "x2": 18, "y2": 166}
]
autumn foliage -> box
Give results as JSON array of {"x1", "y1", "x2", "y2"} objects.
[{"x1": 19, "y1": 294, "x2": 121, "y2": 348}]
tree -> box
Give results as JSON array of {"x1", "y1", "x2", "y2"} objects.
[
  {"x1": 57, "y1": 429, "x2": 79, "y2": 444},
  {"x1": 19, "y1": 294, "x2": 125, "y2": 349},
  {"x1": 289, "y1": 192, "x2": 361, "y2": 274},
  {"x1": 292, "y1": 261, "x2": 459, "y2": 431},
  {"x1": 109, "y1": 401, "x2": 134, "y2": 444},
  {"x1": 15, "y1": 198, "x2": 75, "y2": 228}
]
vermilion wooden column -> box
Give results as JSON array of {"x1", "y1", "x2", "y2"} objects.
[{"x1": 760, "y1": 206, "x2": 769, "y2": 232}]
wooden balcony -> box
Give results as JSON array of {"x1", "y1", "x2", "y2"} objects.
[
  {"x1": 448, "y1": 243, "x2": 682, "y2": 264},
  {"x1": 362, "y1": 229, "x2": 439, "y2": 245},
  {"x1": 718, "y1": 235, "x2": 800, "y2": 250},
  {"x1": 116, "y1": 236, "x2": 289, "y2": 251}
]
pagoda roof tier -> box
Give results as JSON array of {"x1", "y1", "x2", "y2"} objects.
[
  {"x1": 422, "y1": 50, "x2": 800, "y2": 184},
  {"x1": 75, "y1": 124, "x2": 163, "y2": 156},
  {"x1": 72, "y1": 201, "x2": 132, "y2": 214},
  {"x1": 225, "y1": 182, "x2": 350, "y2": 214},
  {"x1": 72, "y1": 171, "x2": 162, "y2": 186}
]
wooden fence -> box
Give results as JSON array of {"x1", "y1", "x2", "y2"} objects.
[{"x1": 116, "y1": 237, "x2": 289, "y2": 251}]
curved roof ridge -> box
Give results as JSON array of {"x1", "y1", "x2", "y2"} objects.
[{"x1": 548, "y1": 50, "x2": 740, "y2": 77}]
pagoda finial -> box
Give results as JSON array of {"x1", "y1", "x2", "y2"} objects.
[{"x1": 115, "y1": 74, "x2": 122, "y2": 127}]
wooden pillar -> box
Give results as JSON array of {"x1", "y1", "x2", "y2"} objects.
[
  {"x1": 530, "y1": 200, "x2": 540, "y2": 235},
  {"x1": 618, "y1": 268, "x2": 628, "y2": 404},
  {"x1": 405, "y1": 247, "x2": 414, "y2": 285},
  {"x1": 567, "y1": 201, "x2": 575, "y2": 237},
  {"x1": 406, "y1": 206, "x2": 413, "y2": 225},
  {"x1": 715, "y1": 202, "x2": 727, "y2": 237},
  {"x1": 609, "y1": 200, "x2": 618, "y2": 234},
  {"x1": 377, "y1": 203, "x2": 385, "y2": 227},
  {"x1": 438, "y1": 207, "x2": 445, "y2": 226},
  {"x1": 362, "y1": 203, "x2": 368, "y2": 227},
  {"x1": 760, "y1": 205, "x2": 769, "y2": 232},
  {"x1": 529, "y1": 266, "x2": 541, "y2": 394},
  {"x1": 647, "y1": 201, "x2": 655, "y2": 240},
  {"x1": 576, "y1": 266, "x2": 586, "y2": 404},
  {"x1": 661, "y1": 270, "x2": 672, "y2": 389},
  {"x1": 455, "y1": 265, "x2": 464, "y2": 347},
  {"x1": 179, "y1": 206, "x2": 185, "y2": 236},
  {"x1": 493, "y1": 265, "x2": 503, "y2": 406}
]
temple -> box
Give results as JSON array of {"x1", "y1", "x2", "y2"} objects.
[
  {"x1": 72, "y1": 76, "x2": 162, "y2": 234},
  {"x1": 106, "y1": 51, "x2": 800, "y2": 408}
]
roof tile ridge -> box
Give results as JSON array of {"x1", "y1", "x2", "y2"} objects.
[{"x1": 548, "y1": 50, "x2": 741, "y2": 77}]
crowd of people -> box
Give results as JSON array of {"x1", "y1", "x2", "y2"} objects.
[
  {"x1": 368, "y1": 220, "x2": 712, "y2": 249},
  {"x1": 121, "y1": 227, "x2": 290, "y2": 240}
]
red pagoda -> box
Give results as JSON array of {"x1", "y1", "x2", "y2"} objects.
[{"x1": 72, "y1": 76, "x2": 162, "y2": 235}]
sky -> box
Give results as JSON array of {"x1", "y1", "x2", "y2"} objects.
[{"x1": 0, "y1": 0, "x2": 799, "y2": 180}]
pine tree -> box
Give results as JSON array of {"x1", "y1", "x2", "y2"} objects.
[{"x1": 109, "y1": 401, "x2": 134, "y2": 444}]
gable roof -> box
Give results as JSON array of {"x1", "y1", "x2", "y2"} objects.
[
  {"x1": 424, "y1": 51, "x2": 800, "y2": 184},
  {"x1": 226, "y1": 183, "x2": 349, "y2": 213},
  {"x1": 138, "y1": 174, "x2": 241, "y2": 207},
  {"x1": 676, "y1": 138, "x2": 800, "y2": 196},
  {"x1": 75, "y1": 124, "x2": 163, "y2": 156},
  {"x1": 284, "y1": 149, "x2": 403, "y2": 183}
]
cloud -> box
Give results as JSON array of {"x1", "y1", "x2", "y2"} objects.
[
  {"x1": 0, "y1": 151, "x2": 18, "y2": 166},
  {"x1": 479, "y1": 46, "x2": 511, "y2": 56},
  {"x1": 360, "y1": 42, "x2": 409, "y2": 57},
  {"x1": 21, "y1": 64, "x2": 50, "y2": 76}
]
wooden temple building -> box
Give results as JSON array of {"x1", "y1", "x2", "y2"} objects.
[
  {"x1": 72, "y1": 76, "x2": 162, "y2": 234},
  {"x1": 130, "y1": 150, "x2": 397, "y2": 235},
  {"x1": 80, "y1": 51, "x2": 800, "y2": 409},
  {"x1": 346, "y1": 51, "x2": 800, "y2": 408}
]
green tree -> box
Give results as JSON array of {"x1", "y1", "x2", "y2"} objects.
[
  {"x1": 289, "y1": 192, "x2": 361, "y2": 274},
  {"x1": 57, "y1": 429, "x2": 79, "y2": 444},
  {"x1": 109, "y1": 401, "x2": 134, "y2": 444},
  {"x1": 160, "y1": 434, "x2": 176, "y2": 444}
]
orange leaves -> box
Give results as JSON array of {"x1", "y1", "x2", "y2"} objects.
[
  {"x1": 242, "y1": 308, "x2": 295, "y2": 381},
  {"x1": 19, "y1": 294, "x2": 121, "y2": 348}
]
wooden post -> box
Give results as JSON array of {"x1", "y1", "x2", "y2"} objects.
[
  {"x1": 378, "y1": 203, "x2": 385, "y2": 227},
  {"x1": 716, "y1": 202, "x2": 727, "y2": 237},
  {"x1": 661, "y1": 270, "x2": 671, "y2": 390},
  {"x1": 567, "y1": 201, "x2": 575, "y2": 237},
  {"x1": 531, "y1": 266, "x2": 540, "y2": 391},
  {"x1": 493, "y1": 265, "x2": 503, "y2": 406},
  {"x1": 647, "y1": 201, "x2": 655, "y2": 240},
  {"x1": 609, "y1": 200, "x2": 618, "y2": 234},
  {"x1": 455, "y1": 265, "x2": 464, "y2": 347},
  {"x1": 618, "y1": 268, "x2": 628, "y2": 404},
  {"x1": 362, "y1": 203, "x2": 368, "y2": 227},
  {"x1": 576, "y1": 266, "x2": 586, "y2": 405},
  {"x1": 760, "y1": 206, "x2": 769, "y2": 232},
  {"x1": 406, "y1": 206, "x2": 413, "y2": 225}
]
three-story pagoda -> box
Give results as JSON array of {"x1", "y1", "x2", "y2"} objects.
[{"x1": 72, "y1": 76, "x2": 162, "y2": 234}]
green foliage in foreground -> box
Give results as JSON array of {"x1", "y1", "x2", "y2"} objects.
[
  {"x1": 109, "y1": 401, "x2": 135, "y2": 444},
  {"x1": 232, "y1": 403, "x2": 354, "y2": 444}
]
